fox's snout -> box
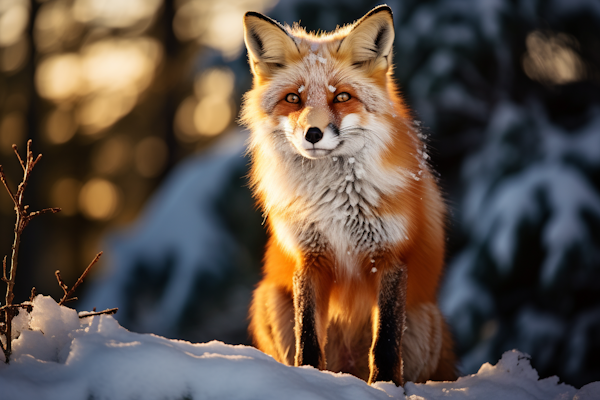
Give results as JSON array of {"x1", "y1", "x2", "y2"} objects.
[
  {"x1": 291, "y1": 105, "x2": 339, "y2": 156},
  {"x1": 299, "y1": 106, "x2": 329, "y2": 145},
  {"x1": 305, "y1": 127, "x2": 323, "y2": 144}
]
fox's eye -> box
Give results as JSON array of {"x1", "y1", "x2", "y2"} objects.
[
  {"x1": 334, "y1": 92, "x2": 351, "y2": 103},
  {"x1": 285, "y1": 93, "x2": 300, "y2": 104}
]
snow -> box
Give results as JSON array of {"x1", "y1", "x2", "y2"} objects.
[
  {"x1": 402, "y1": 350, "x2": 590, "y2": 400},
  {"x1": 307, "y1": 52, "x2": 318, "y2": 65},
  {"x1": 1, "y1": 295, "x2": 597, "y2": 400}
]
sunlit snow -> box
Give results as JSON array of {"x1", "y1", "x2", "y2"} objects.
[{"x1": 1, "y1": 295, "x2": 597, "y2": 400}]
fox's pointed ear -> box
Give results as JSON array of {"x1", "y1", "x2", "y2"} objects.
[
  {"x1": 244, "y1": 12, "x2": 299, "y2": 78},
  {"x1": 338, "y1": 6, "x2": 395, "y2": 70}
]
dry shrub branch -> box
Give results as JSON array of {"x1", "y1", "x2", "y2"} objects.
[
  {"x1": 0, "y1": 140, "x2": 117, "y2": 364},
  {"x1": 0, "y1": 141, "x2": 60, "y2": 363},
  {"x1": 56, "y1": 252, "x2": 103, "y2": 305}
]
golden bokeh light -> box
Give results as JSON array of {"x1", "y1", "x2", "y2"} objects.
[
  {"x1": 193, "y1": 95, "x2": 232, "y2": 137},
  {"x1": 44, "y1": 107, "x2": 77, "y2": 144},
  {"x1": 35, "y1": 0, "x2": 82, "y2": 54},
  {"x1": 72, "y1": 0, "x2": 161, "y2": 29},
  {"x1": 79, "y1": 178, "x2": 120, "y2": 221},
  {"x1": 77, "y1": 91, "x2": 137, "y2": 135},
  {"x1": 173, "y1": 0, "x2": 277, "y2": 60},
  {"x1": 193, "y1": 67, "x2": 235, "y2": 137},
  {"x1": 134, "y1": 136, "x2": 168, "y2": 178},
  {"x1": 92, "y1": 136, "x2": 132, "y2": 175},
  {"x1": 50, "y1": 177, "x2": 81, "y2": 216},
  {"x1": 0, "y1": 112, "x2": 26, "y2": 154},
  {"x1": 174, "y1": 95, "x2": 200, "y2": 142},
  {"x1": 36, "y1": 53, "x2": 82, "y2": 101},
  {"x1": 523, "y1": 31, "x2": 586, "y2": 85},
  {"x1": 0, "y1": 1, "x2": 29, "y2": 47},
  {"x1": 174, "y1": 67, "x2": 236, "y2": 142},
  {"x1": 203, "y1": 4, "x2": 246, "y2": 60},
  {"x1": 36, "y1": 37, "x2": 162, "y2": 134},
  {"x1": 194, "y1": 67, "x2": 235, "y2": 99},
  {"x1": 173, "y1": 1, "x2": 206, "y2": 42},
  {"x1": 80, "y1": 37, "x2": 161, "y2": 94}
]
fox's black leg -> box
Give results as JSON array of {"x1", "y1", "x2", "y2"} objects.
[
  {"x1": 369, "y1": 266, "x2": 407, "y2": 386},
  {"x1": 293, "y1": 268, "x2": 325, "y2": 369}
]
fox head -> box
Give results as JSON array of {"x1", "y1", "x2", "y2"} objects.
[{"x1": 241, "y1": 6, "x2": 415, "y2": 164}]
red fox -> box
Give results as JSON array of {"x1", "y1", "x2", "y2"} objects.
[{"x1": 241, "y1": 5, "x2": 456, "y2": 385}]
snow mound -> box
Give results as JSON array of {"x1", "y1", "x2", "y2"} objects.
[
  {"x1": 0, "y1": 296, "x2": 597, "y2": 400},
  {"x1": 402, "y1": 350, "x2": 598, "y2": 400}
]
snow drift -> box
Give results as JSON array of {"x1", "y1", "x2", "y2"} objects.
[{"x1": 0, "y1": 295, "x2": 597, "y2": 400}]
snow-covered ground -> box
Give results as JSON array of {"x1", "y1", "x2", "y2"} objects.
[{"x1": 1, "y1": 296, "x2": 598, "y2": 400}]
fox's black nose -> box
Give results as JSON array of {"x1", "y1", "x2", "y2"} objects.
[{"x1": 305, "y1": 127, "x2": 323, "y2": 144}]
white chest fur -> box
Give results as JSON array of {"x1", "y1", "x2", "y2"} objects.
[{"x1": 272, "y1": 154, "x2": 409, "y2": 275}]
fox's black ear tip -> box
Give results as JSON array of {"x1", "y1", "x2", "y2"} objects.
[
  {"x1": 244, "y1": 11, "x2": 278, "y2": 24},
  {"x1": 376, "y1": 4, "x2": 393, "y2": 13},
  {"x1": 368, "y1": 5, "x2": 393, "y2": 18},
  {"x1": 244, "y1": 11, "x2": 262, "y2": 20}
]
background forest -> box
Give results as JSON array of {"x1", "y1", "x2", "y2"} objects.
[{"x1": 0, "y1": 0, "x2": 599, "y2": 388}]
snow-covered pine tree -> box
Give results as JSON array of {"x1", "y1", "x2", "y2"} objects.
[{"x1": 387, "y1": 0, "x2": 600, "y2": 387}]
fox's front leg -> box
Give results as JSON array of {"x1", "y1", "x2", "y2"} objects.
[
  {"x1": 368, "y1": 266, "x2": 407, "y2": 386},
  {"x1": 292, "y1": 260, "x2": 330, "y2": 370}
]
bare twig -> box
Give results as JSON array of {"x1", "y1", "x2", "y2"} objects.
[
  {"x1": 11, "y1": 144, "x2": 25, "y2": 172},
  {"x1": 0, "y1": 303, "x2": 33, "y2": 312},
  {"x1": 0, "y1": 167, "x2": 16, "y2": 207},
  {"x1": 57, "y1": 252, "x2": 103, "y2": 306},
  {"x1": 1, "y1": 140, "x2": 60, "y2": 364},
  {"x1": 29, "y1": 207, "x2": 61, "y2": 220},
  {"x1": 55, "y1": 270, "x2": 69, "y2": 294},
  {"x1": 79, "y1": 307, "x2": 118, "y2": 319},
  {"x1": 1, "y1": 256, "x2": 6, "y2": 283}
]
